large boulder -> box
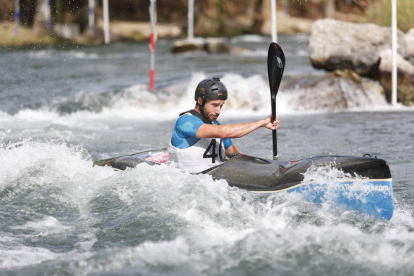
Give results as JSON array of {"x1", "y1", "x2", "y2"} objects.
[
  {"x1": 171, "y1": 38, "x2": 229, "y2": 54},
  {"x1": 204, "y1": 37, "x2": 230, "y2": 54},
  {"x1": 309, "y1": 19, "x2": 408, "y2": 76},
  {"x1": 405, "y1": 28, "x2": 414, "y2": 58},
  {"x1": 261, "y1": 12, "x2": 313, "y2": 35},
  {"x1": 378, "y1": 50, "x2": 414, "y2": 105},
  {"x1": 282, "y1": 70, "x2": 387, "y2": 112},
  {"x1": 171, "y1": 39, "x2": 205, "y2": 54},
  {"x1": 108, "y1": 21, "x2": 181, "y2": 41}
]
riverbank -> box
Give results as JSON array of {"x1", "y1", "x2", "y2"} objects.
[
  {"x1": 1, "y1": 11, "x2": 315, "y2": 48},
  {"x1": 1, "y1": 22, "x2": 55, "y2": 47}
]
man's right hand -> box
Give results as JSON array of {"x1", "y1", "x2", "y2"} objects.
[{"x1": 262, "y1": 114, "x2": 280, "y2": 130}]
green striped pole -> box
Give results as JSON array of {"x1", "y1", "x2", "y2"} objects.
[{"x1": 55, "y1": 0, "x2": 62, "y2": 23}]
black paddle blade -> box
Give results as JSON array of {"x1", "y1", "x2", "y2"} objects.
[
  {"x1": 267, "y1": 42, "x2": 286, "y2": 160},
  {"x1": 267, "y1": 42, "x2": 286, "y2": 103}
]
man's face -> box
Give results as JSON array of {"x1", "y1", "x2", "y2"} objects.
[{"x1": 199, "y1": 99, "x2": 225, "y2": 122}]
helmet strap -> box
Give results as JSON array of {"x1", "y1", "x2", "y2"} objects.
[{"x1": 196, "y1": 99, "x2": 210, "y2": 123}]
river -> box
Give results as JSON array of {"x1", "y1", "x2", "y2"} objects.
[{"x1": 1, "y1": 35, "x2": 414, "y2": 275}]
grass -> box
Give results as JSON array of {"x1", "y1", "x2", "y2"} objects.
[
  {"x1": 367, "y1": 0, "x2": 414, "y2": 32},
  {"x1": 0, "y1": 22, "x2": 56, "y2": 47}
]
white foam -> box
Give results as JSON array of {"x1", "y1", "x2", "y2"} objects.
[
  {"x1": 67, "y1": 51, "x2": 99, "y2": 59},
  {"x1": 295, "y1": 49, "x2": 309, "y2": 56},
  {"x1": 132, "y1": 237, "x2": 191, "y2": 266},
  {"x1": 2, "y1": 73, "x2": 414, "y2": 126},
  {"x1": 0, "y1": 111, "x2": 13, "y2": 125},
  {"x1": 27, "y1": 50, "x2": 50, "y2": 59},
  {"x1": 1, "y1": 138, "x2": 414, "y2": 272},
  {"x1": 12, "y1": 216, "x2": 71, "y2": 236},
  {"x1": 0, "y1": 139, "x2": 115, "y2": 195},
  {"x1": 69, "y1": 237, "x2": 192, "y2": 275},
  {"x1": 233, "y1": 48, "x2": 268, "y2": 57},
  {"x1": 0, "y1": 247, "x2": 58, "y2": 269},
  {"x1": 26, "y1": 49, "x2": 99, "y2": 60},
  {"x1": 230, "y1": 34, "x2": 268, "y2": 43}
]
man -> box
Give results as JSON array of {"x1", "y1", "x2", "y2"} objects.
[{"x1": 168, "y1": 77, "x2": 280, "y2": 173}]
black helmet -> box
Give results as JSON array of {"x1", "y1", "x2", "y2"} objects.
[{"x1": 194, "y1": 77, "x2": 228, "y2": 103}]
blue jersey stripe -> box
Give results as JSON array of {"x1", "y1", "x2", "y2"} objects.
[{"x1": 172, "y1": 114, "x2": 233, "y2": 149}]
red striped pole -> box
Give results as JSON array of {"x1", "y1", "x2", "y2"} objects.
[
  {"x1": 311, "y1": 0, "x2": 318, "y2": 20},
  {"x1": 149, "y1": 0, "x2": 156, "y2": 91},
  {"x1": 150, "y1": 32, "x2": 155, "y2": 91},
  {"x1": 346, "y1": 0, "x2": 352, "y2": 22}
]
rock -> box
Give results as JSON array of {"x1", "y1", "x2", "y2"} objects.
[
  {"x1": 330, "y1": 69, "x2": 362, "y2": 83},
  {"x1": 171, "y1": 38, "x2": 229, "y2": 54},
  {"x1": 230, "y1": 46, "x2": 259, "y2": 56},
  {"x1": 261, "y1": 12, "x2": 313, "y2": 35},
  {"x1": 405, "y1": 28, "x2": 414, "y2": 58},
  {"x1": 171, "y1": 39, "x2": 205, "y2": 54},
  {"x1": 53, "y1": 24, "x2": 80, "y2": 39},
  {"x1": 231, "y1": 46, "x2": 250, "y2": 56},
  {"x1": 204, "y1": 38, "x2": 229, "y2": 54},
  {"x1": 309, "y1": 19, "x2": 408, "y2": 76},
  {"x1": 103, "y1": 21, "x2": 181, "y2": 42},
  {"x1": 378, "y1": 50, "x2": 414, "y2": 105},
  {"x1": 283, "y1": 73, "x2": 387, "y2": 112}
]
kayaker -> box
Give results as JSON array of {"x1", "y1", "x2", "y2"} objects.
[{"x1": 168, "y1": 77, "x2": 280, "y2": 173}]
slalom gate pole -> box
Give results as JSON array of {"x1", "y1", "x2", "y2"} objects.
[
  {"x1": 391, "y1": 0, "x2": 397, "y2": 105},
  {"x1": 271, "y1": 0, "x2": 277, "y2": 43},
  {"x1": 188, "y1": 0, "x2": 194, "y2": 41},
  {"x1": 56, "y1": 0, "x2": 62, "y2": 23},
  {"x1": 282, "y1": 0, "x2": 288, "y2": 15},
  {"x1": 103, "y1": 0, "x2": 110, "y2": 44},
  {"x1": 14, "y1": 0, "x2": 19, "y2": 36},
  {"x1": 346, "y1": 0, "x2": 352, "y2": 21},
  {"x1": 149, "y1": 0, "x2": 156, "y2": 91},
  {"x1": 89, "y1": 0, "x2": 95, "y2": 35},
  {"x1": 46, "y1": 0, "x2": 51, "y2": 31},
  {"x1": 311, "y1": 0, "x2": 318, "y2": 20}
]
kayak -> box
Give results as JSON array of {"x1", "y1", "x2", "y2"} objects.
[
  {"x1": 93, "y1": 43, "x2": 394, "y2": 220},
  {"x1": 94, "y1": 150, "x2": 394, "y2": 220}
]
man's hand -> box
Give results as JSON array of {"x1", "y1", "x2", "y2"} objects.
[{"x1": 262, "y1": 114, "x2": 280, "y2": 130}]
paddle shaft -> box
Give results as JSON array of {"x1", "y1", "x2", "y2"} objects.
[{"x1": 271, "y1": 99, "x2": 277, "y2": 159}]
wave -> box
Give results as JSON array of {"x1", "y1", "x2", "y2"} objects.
[
  {"x1": 25, "y1": 49, "x2": 149, "y2": 61},
  {"x1": 0, "y1": 73, "x2": 411, "y2": 126},
  {"x1": 1, "y1": 140, "x2": 414, "y2": 273},
  {"x1": 230, "y1": 34, "x2": 269, "y2": 43},
  {"x1": 27, "y1": 50, "x2": 99, "y2": 60}
]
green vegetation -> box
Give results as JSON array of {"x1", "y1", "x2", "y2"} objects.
[
  {"x1": 367, "y1": 0, "x2": 414, "y2": 32},
  {"x1": 0, "y1": 22, "x2": 56, "y2": 47}
]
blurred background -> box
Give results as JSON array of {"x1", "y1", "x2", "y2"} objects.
[{"x1": 1, "y1": 0, "x2": 414, "y2": 44}]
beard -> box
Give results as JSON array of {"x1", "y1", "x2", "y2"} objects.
[{"x1": 203, "y1": 110, "x2": 218, "y2": 122}]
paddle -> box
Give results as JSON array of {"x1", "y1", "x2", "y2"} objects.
[{"x1": 267, "y1": 42, "x2": 286, "y2": 160}]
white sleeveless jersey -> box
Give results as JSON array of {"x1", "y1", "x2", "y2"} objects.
[{"x1": 168, "y1": 137, "x2": 225, "y2": 173}]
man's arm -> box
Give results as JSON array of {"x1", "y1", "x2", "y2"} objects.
[{"x1": 196, "y1": 115, "x2": 280, "y2": 139}]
